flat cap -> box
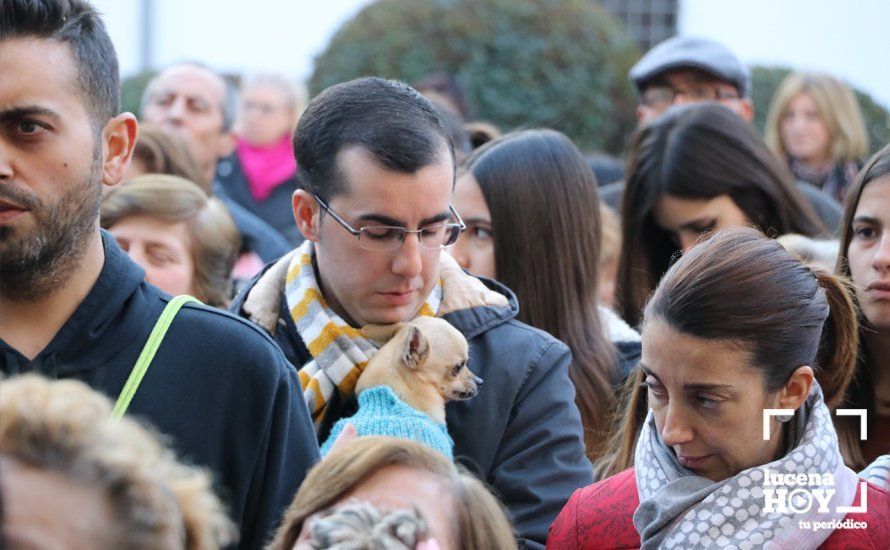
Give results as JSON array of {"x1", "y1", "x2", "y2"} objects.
[{"x1": 629, "y1": 36, "x2": 750, "y2": 97}]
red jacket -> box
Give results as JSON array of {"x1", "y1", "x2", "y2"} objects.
[{"x1": 548, "y1": 468, "x2": 890, "y2": 550}]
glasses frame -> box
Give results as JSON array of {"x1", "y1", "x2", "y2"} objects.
[
  {"x1": 312, "y1": 193, "x2": 466, "y2": 251},
  {"x1": 642, "y1": 85, "x2": 741, "y2": 108}
]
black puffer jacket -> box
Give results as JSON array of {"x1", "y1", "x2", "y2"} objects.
[{"x1": 231, "y1": 259, "x2": 594, "y2": 549}]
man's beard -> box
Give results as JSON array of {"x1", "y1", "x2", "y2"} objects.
[{"x1": 0, "y1": 153, "x2": 104, "y2": 301}]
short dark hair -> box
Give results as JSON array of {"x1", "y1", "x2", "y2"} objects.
[
  {"x1": 294, "y1": 77, "x2": 454, "y2": 202},
  {"x1": 1, "y1": 0, "x2": 120, "y2": 128}
]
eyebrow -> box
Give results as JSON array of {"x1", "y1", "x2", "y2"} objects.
[
  {"x1": 677, "y1": 216, "x2": 717, "y2": 232},
  {"x1": 852, "y1": 215, "x2": 882, "y2": 225},
  {"x1": 463, "y1": 216, "x2": 492, "y2": 225},
  {"x1": 0, "y1": 105, "x2": 61, "y2": 123},
  {"x1": 640, "y1": 365, "x2": 735, "y2": 391},
  {"x1": 356, "y1": 210, "x2": 452, "y2": 227}
]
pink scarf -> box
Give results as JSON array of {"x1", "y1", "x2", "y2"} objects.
[{"x1": 236, "y1": 134, "x2": 297, "y2": 202}]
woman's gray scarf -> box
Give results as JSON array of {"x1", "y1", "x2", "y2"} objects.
[{"x1": 633, "y1": 383, "x2": 861, "y2": 549}]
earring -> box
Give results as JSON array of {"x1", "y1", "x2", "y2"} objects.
[{"x1": 775, "y1": 413, "x2": 793, "y2": 423}]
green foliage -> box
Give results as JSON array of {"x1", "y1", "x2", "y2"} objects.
[
  {"x1": 309, "y1": 0, "x2": 641, "y2": 155},
  {"x1": 121, "y1": 70, "x2": 158, "y2": 117},
  {"x1": 751, "y1": 66, "x2": 889, "y2": 156}
]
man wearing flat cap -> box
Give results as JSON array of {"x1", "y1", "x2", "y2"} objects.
[
  {"x1": 629, "y1": 36, "x2": 754, "y2": 125},
  {"x1": 597, "y1": 35, "x2": 842, "y2": 232}
]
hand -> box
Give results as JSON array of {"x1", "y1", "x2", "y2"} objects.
[
  {"x1": 327, "y1": 423, "x2": 357, "y2": 456},
  {"x1": 438, "y1": 252, "x2": 508, "y2": 315}
]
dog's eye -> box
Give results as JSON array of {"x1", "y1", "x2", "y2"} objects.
[{"x1": 451, "y1": 363, "x2": 464, "y2": 377}]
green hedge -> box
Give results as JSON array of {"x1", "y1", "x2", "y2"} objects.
[{"x1": 309, "y1": 0, "x2": 641, "y2": 155}]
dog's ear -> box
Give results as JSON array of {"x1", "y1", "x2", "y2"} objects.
[
  {"x1": 401, "y1": 326, "x2": 430, "y2": 370},
  {"x1": 362, "y1": 323, "x2": 406, "y2": 345}
]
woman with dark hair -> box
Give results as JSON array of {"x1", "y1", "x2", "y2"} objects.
[
  {"x1": 450, "y1": 129, "x2": 640, "y2": 464},
  {"x1": 550, "y1": 228, "x2": 889, "y2": 549},
  {"x1": 618, "y1": 103, "x2": 827, "y2": 327},
  {"x1": 836, "y1": 144, "x2": 890, "y2": 486}
]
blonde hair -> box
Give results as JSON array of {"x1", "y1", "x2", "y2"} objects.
[
  {"x1": 101, "y1": 175, "x2": 240, "y2": 308},
  {"x1": 268, "y1": 437, "x2": 517, "y2": 550},
  {"x1": 0, "y1": 374, "x2": 235, "y2": 549},
  {"x1": 765, "y1": 72, "x2": 869, "y2": 163}
]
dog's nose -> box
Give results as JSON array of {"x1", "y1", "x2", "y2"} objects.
[{"x1": 473, "y1": 375, "x2": 483, "y2": 386}]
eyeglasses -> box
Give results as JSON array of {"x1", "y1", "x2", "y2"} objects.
[
  {"x1": 642, "y1": 86, "x2": 740, "y2": 109},
  {"x1": 312, "y1": 193, "x2": 466, "y2": 251}
]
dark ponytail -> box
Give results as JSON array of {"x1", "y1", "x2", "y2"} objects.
[
  {"x1": 812, "y1": 270, "x2": 859, "y2": 408},
  {"x1": 813, "y1": 270, "x2": 862, "y2": 467}
]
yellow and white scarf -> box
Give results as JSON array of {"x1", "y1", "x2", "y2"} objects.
[{"x1": 285, "y1": 241, "x2": 441, "y2": 424}]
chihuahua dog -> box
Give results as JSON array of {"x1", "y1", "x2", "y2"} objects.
[{"x1": 320, "y1": 317, "x2": 482, "y2": 458}]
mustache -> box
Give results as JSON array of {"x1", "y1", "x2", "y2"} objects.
[{"x1": 0, "y1": 184, "x2": 40, "y2": 209}]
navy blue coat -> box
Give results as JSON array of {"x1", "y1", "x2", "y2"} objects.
[
  {"x1": 0, "y1": 232, "x2": 320, "y2": 549},
  {"x1": 216, "y1": 153, "x2": 304, "y2": 247},
  {"x1": 231, "y1": 266, "x2": 593, "y2": 549}
]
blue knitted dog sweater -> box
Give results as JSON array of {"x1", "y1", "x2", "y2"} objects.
[{"x1": 320, "y1": 386, "x2": 454, "y2": 460}]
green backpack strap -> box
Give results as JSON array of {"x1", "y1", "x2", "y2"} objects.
[{"x1": 112, "y1": 295, "x2": 200, "y2": 419}]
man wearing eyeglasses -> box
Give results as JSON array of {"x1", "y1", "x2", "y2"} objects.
[
  {"x1": 630, "y1": 36, "x2": 754, "y2": 126},
  {"x1": 598, "y1": 36, "x2": 842, "y2": 230},
  {"x1": 231, "y1": 76, "x2": 591, "y2": 548}
]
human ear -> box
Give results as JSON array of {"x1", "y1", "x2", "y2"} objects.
[
  {"x1": 777, "y1": 366, "x2": 814, "y2": 410},
  {"x1": 293, "y1": 190, "x2": 321, "y2": 242},
  {"x1": 738, "y1": 99, "x2": 755, "y2": 123},
  {"x1": 635, "y1": 105, "x2": 649, "y2": 125},
  {"x1": 101, "y1": 113, "x2": 138, "y2": 188}
]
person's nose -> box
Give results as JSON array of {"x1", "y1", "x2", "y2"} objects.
[
  {"x1": 391, "y1": 232, "x2": 424, "y2": 279},
  {"x1": 788, "y1": 114, "x2": 807, "y2": 134},
  {"x1": 874, "y1": 232, "x2": 890, "y2": 273},
  {"x1": 164, "y1": 96, "x2": 188, "y2": 124},
  {"x1": 672, "y1": 91, "x2": 695, "y2": 106},
  {"x1": 447, "y1": 234, "x2": 471, "y2": 270},
  {"x1": 679, "y1": 233, "x2": 700, "y2": 252},
  {"x1": 660, "y1": 402, "x2": 695, "y2": 447}
]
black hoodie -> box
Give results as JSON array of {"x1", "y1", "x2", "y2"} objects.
[{"x1": 0, "y1": 232, "x2": 320, "y2": 549}]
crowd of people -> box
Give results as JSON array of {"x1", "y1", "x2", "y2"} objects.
[{"x1": 0, "y1": 1, "x2": 887, "y2": 549}]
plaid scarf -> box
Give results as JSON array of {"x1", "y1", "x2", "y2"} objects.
[{"x1": 285, "y1": 241, "x2": 441, "y2": 424}]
